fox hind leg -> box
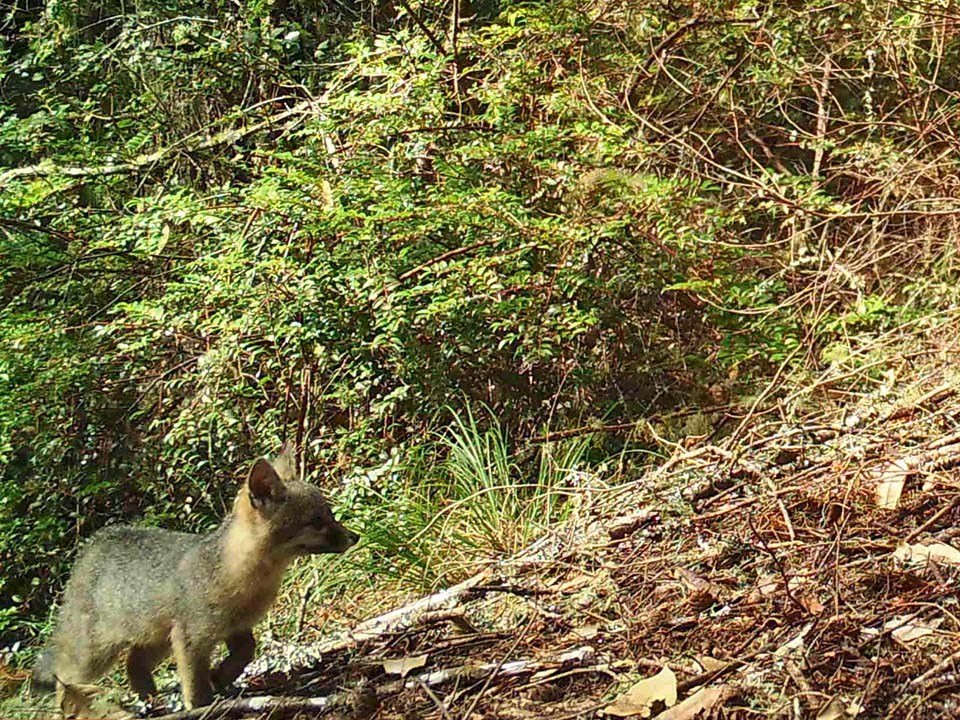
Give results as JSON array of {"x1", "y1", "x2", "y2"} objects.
[
  {"x1": 52, "y1": 638, "x2": 120, "y2": 718},
  {"x1": 126, "y1": 644, "x2": 168, "y2": 699},
  {"x1": 211, "y1": 631, "x2": 255, "y2": 691}
]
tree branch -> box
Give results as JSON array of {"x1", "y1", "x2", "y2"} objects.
[
  {"x1": 0, "y1": 104, "x2": 309, "y2": 187},
  {"x1": 397, "y1": 0, "x2": 446, "y2": 56}
]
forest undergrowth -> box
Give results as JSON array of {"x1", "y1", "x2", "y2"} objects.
[{"x1": 3, "y1": 0, "x2": 960, "y2": 715}]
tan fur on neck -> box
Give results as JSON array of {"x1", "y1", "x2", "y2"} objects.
[{"x1": 219, "y1": 491, "x2": 291, "y2": 623}]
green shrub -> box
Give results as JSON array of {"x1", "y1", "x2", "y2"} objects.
[{"x1": 3, "y1": 0, "x2": 960, "y2": 643}]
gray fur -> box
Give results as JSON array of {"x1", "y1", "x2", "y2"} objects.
[{"x1": 33, "y1": 449, "x2": 358, "y2": 710}]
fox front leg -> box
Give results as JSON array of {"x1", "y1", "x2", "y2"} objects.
[
  {"x1": 211, "y1": 631, "x2": 255, "y2": 690},
  {"x1": 170, "y1": 623, "x2": 214, "y2": 709}
]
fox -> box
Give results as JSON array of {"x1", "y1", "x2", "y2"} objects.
[{"x1": 32, "y1": 443, "x2": 359, "y2": 711}]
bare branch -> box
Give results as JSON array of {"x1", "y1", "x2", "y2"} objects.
[{"x1": 0, "y1": 104, "x2": 308, "y2": 187}]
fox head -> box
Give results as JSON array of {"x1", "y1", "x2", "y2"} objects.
[{"x1": 241, "y1": 443, "x2": 359, "y2": 556}]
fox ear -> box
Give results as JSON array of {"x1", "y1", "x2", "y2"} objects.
[
  {"x1": 247, "y1": 458, "x2": 284, "y2": 508},
  {"x1": 278, "y1": 439, "x2": 296, "y2": 458},
  {"x1": 272, "y1": 440, "x2": 297, "y2": 481}
]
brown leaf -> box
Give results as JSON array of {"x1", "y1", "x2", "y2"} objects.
[
  {"x1": 604, "y1": 666, "x2": 678, "y2": 718},
  {"x1": 693, "y1": 656, "x2": 728, "y2": 673},
  {"x1": 801, "y1": 593, "x2": 825, "y2": 615},
  {"x1": 893, "y1": 541, "x2": 960, "y2": 566},
  {"x1": 676, "y1": 567, "x2": 722, "y2": 609},
  {"x1": 570, "y1": 623, "x2": 601, "y2": 639},
  {"x1": 653, "y1": 685, "x2": 733, "y2": 719},
  {"x1": 745, "y1": 574, "x2": 779, "y2": 604},
  {"x1": 555, "y1": 572, "x2": 594, "y2": 593},
  {"x1": 816, "y1": 697, "x2": 847, "y2": 720},
  {"x1": 382, "y1": 653, "x2": 428, "y2": 678},
  {"x1": 676, "y1": 568, "x2": 712, "y2": 594},
  {"x1": 873, "y1": 457, "x2": 913, "y2": 509},
  {"x1": 815, "y1": 697, "x2": 863, "y2": 719},
  {"x1": 864, "y1": 615, "x2": 943, "y2": 645},
  {"x1": 609, "y1": 509, "x2": 658, "y2": 540}
]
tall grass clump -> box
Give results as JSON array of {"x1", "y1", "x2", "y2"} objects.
[
  {"x1": 435, "y1": 405, "x2": 590, "y2": 564},
  {"x1": 315, "y1": 407, "x2": 592, "y2": 597}
]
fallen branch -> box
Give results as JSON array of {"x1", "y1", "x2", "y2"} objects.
[
  {"x1": 313, "y1": 570, "x2": 492, "y2": 653},
  {"x1": 909, "y1": 646, "x2": 960, "y2": 687},
  {"x1": 150, "y1": 693, "x2": 344, "y2": 720},
  {"x1": 153, "y1": 645, "x2": 598, "y2": 720},
  {"x1": 397, "y1": 644, "x2": 595, "y2": 692},
  {"x1": 468, "y1": 583, "x2": 554, "y2": 597},
  {"x1": 880, "y1": 383, "x2": 956, "y2": 422}
]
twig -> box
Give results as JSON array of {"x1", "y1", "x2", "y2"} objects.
[
  {"x1": 747, "y1": 515, "x2": 808, "y2": 617},
  {"x1": 725, "y1": 342, "x2": 803, "y2": 451},
  {"x1": 811, "y1": 54, "x2": 833, "y2": 181},
  {"x1": 416, "y1": 608, "x2": 478, "y2": 633},
  {"x1": 296, "y1": 575, "x2": 319, "y2": 635},
  {"x1": 460, "y1": 617, "x2": 534, "y2": 716},
  {"x1": 909, "y1": 646, "x2": 960, "y2": 687},
  {"x1": 676, "y1": 622, "x2": 791, "y2": 696},
  {"x1": 521, "y1": 663, "x2": 619, "y2": 689},
  {"x1": 468, "y1": 583, "x2": 553, "y2": 597},
  {"x1": 449, "y1": 0, "x2": 462, "y2": 114},
  {"x1": 693, "y1": 496, "x2": 759, "y2": 522},
  {"x1": 375, "y1": 241, "x2": 535, "y2": 300},
  {"x1": 642, "y1": 15, "x2": 705, "y2": 73},
  {"x1": 622, "y1": 15, "x2": 758, "y2": 100},
  {"x1": 0, "y1": 217, "x2": 74, "y2": 247},
  {"x1": 403, "y1": 646, "x2": 596, "y2": 690},
  {"x1": 545, "y1": 699, "x2": 616, "y2": 720},
  {"x1": 391, "y1": 122, "x2": 493, "y2": 137},
  {"x1": 904, "y1": 495, "x2": 960, "y2": 543},
  {"x1": 398, "y1": 240, "x2": 494, "y2": 282},
  {"x1": 642, "y1": 15, "x2": 761, "y2": 74},
  {"x1": 769, "y1": 479, "x2": 796, "y2": 543},
  {"x1": 417, "y1": 675, "x2": 452, "y2": 720},
  {"x1": 397, "y1": 0, "x2": 446, "y2": 55},
  {"x1": 148, "y1": 649, "x2": 599, "y2": 720},
  {"x1": 881, "y1": 383, "x2": 957, "y2": 422},
  {"x1": 295, "y1": 364, "x2": 311, "y2": 475}
]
